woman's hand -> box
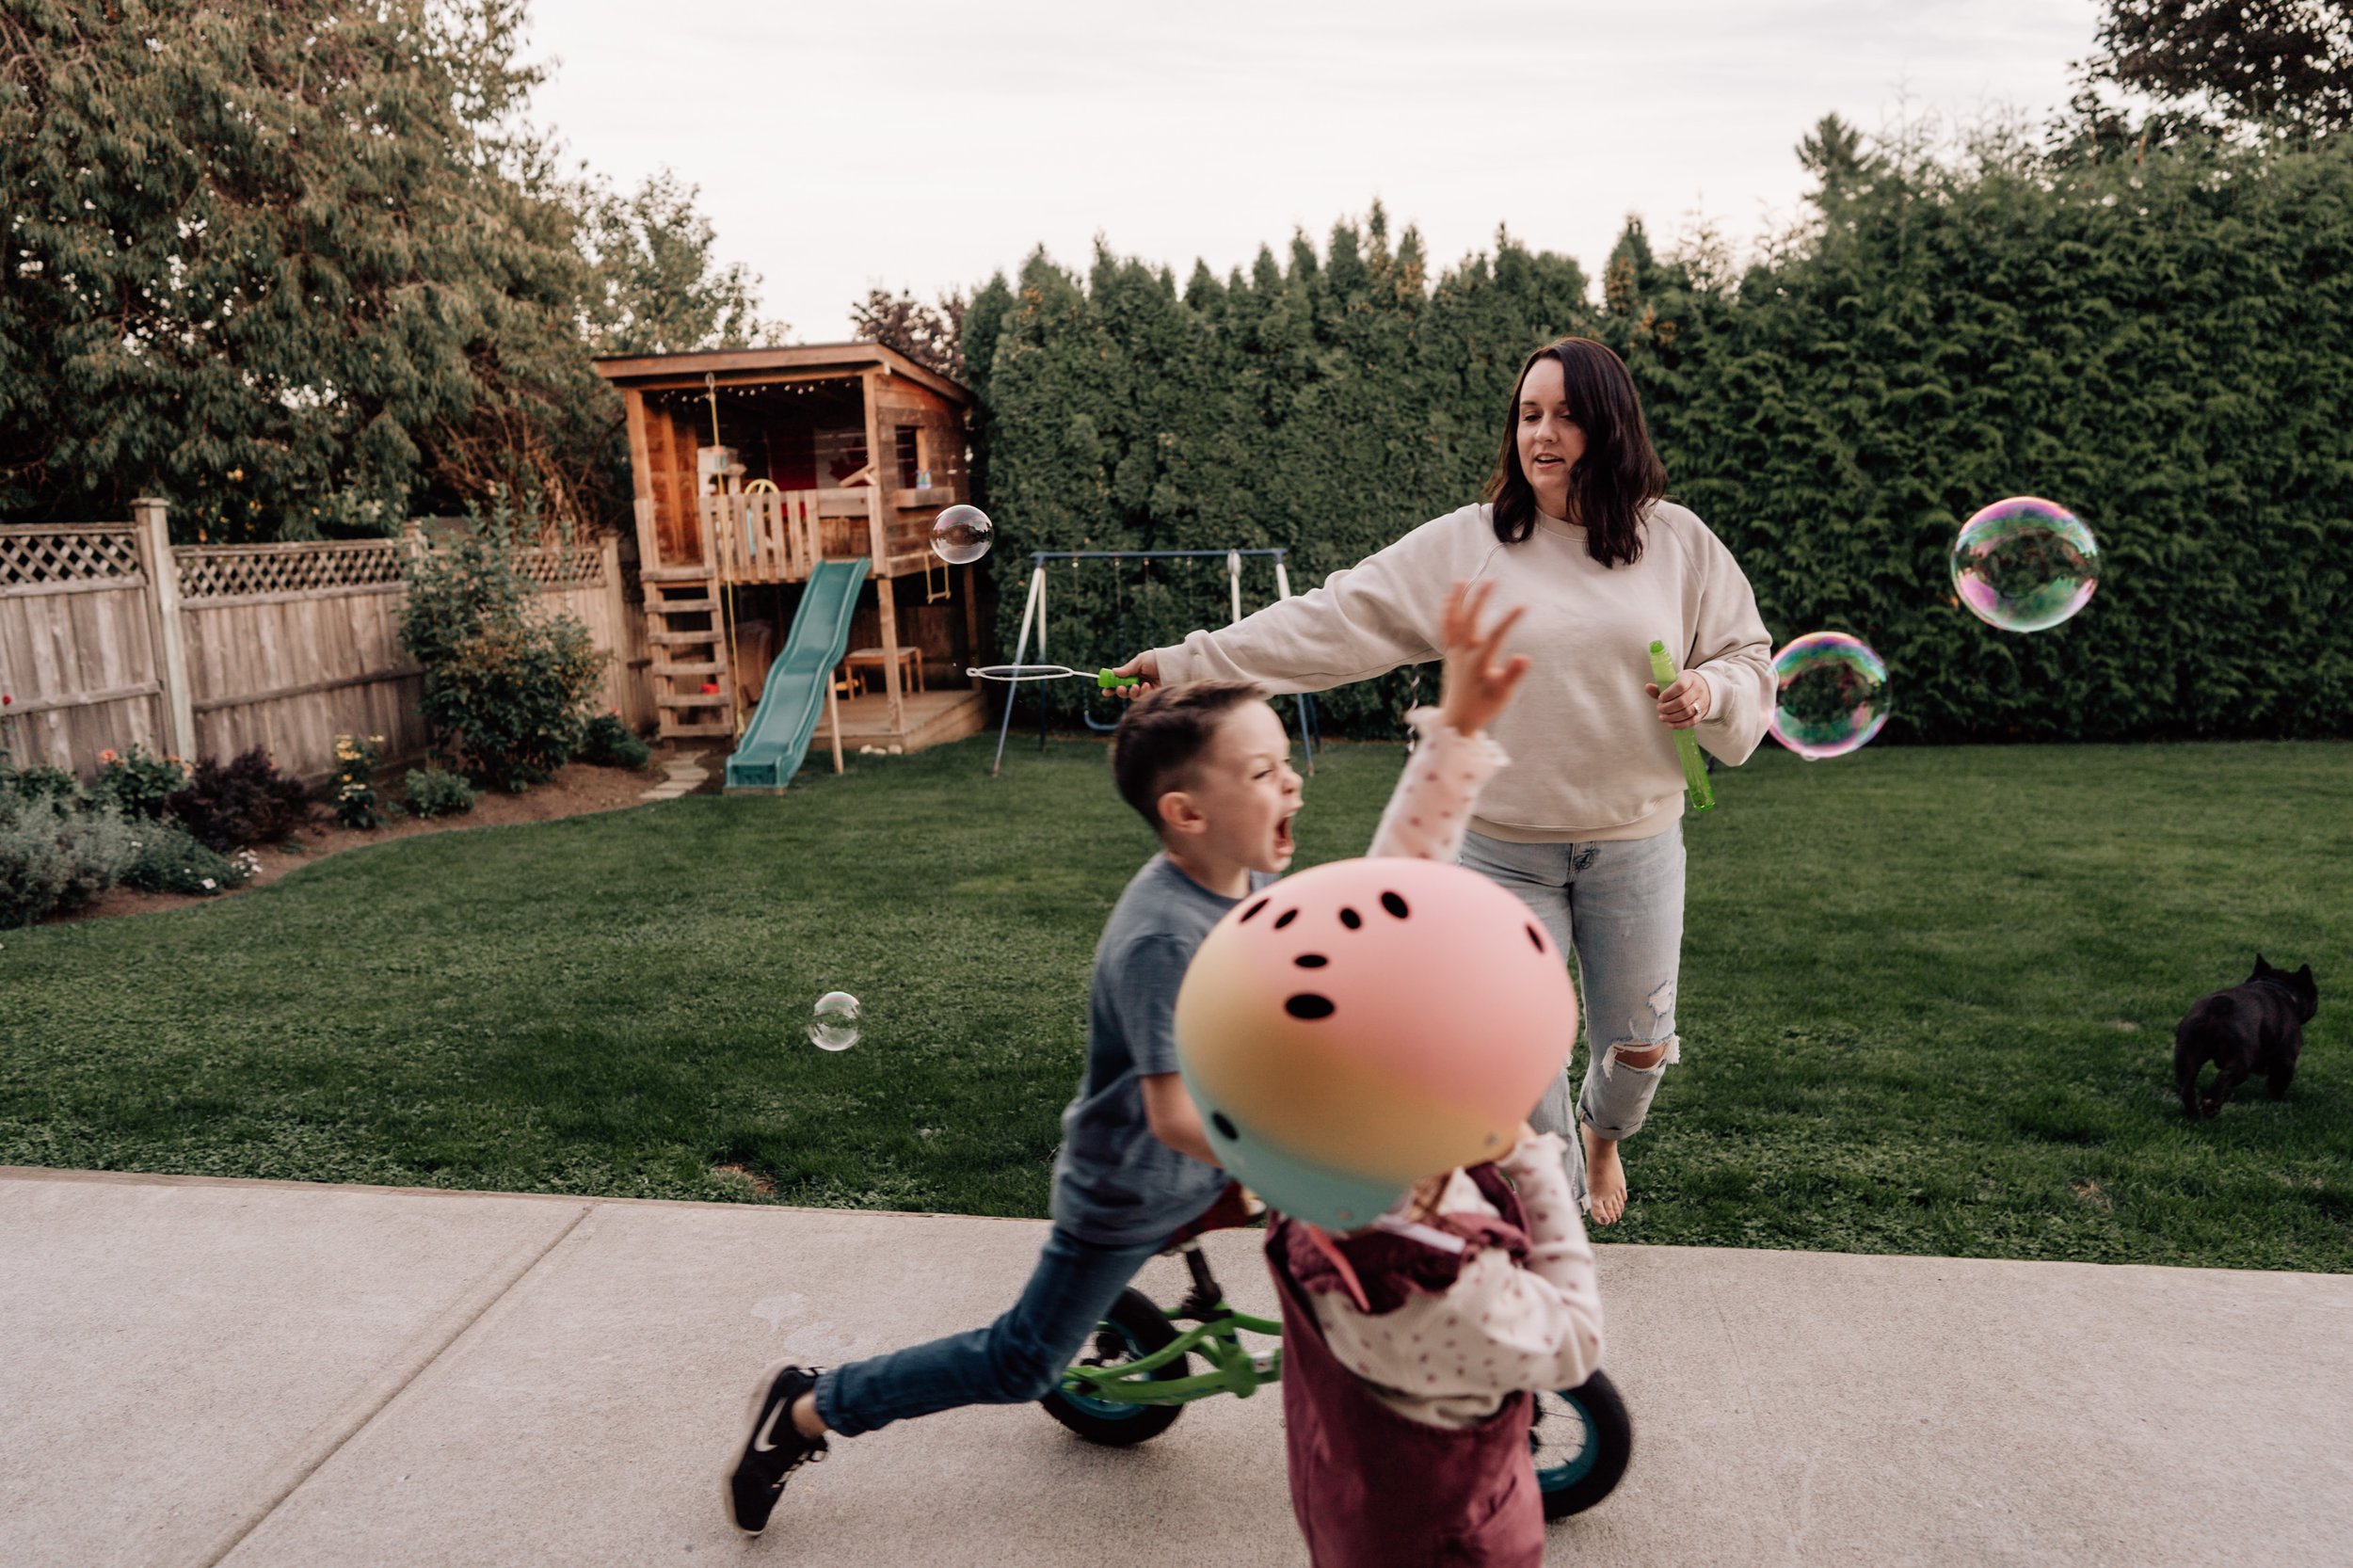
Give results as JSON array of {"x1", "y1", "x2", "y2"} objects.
[
  {"x1": 1106, "y1": 649, "x2": 1161, "y2": 701},
  {"x1": 1437, "y1": 580, "x2": 1530, "y2": 738},
  {"x1": 1646, "y1": 670, "x2": 1710, "y2": 728}
]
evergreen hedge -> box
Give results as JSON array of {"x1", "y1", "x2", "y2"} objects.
[{"x1": 963, "y1": 139, "x2": 2353, "y2": 743}]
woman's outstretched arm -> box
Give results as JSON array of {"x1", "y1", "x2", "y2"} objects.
[{"x1": 1111, "y1": 508, "x2": 1481, "y2": 695}]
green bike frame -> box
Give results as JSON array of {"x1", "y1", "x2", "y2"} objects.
[
  {"x1": 1059, "y1": 1299, "x2": 1284, "y2": 1405},
  {"x1": 1051, "y1": 1238, "x2": 1633, "y2": 1520}
]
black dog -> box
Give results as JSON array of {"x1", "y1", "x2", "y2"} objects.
[{"x1": 2174, "y1": 955, "x2": 2318, "y2": 1118}]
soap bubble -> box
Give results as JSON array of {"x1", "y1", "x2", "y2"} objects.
[
  {"x1": 1768, "y1": 632, "x2": 1891, "y2": 760},
  {"x1": 1950, "y1": 497, "x2": 2100, "y2": 633},
  {"x1": 931, "y1": 504, "x2": 993, "y2": 566},
  {"x1": 808, "y1": 991, "x2": 862, "y2": 1051}
]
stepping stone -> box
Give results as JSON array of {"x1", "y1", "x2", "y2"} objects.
[{"x1": 640, "y1": 750, "x2": 712, "y2": 801}]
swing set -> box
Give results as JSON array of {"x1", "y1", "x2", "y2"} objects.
[{"x1": 989, "y1": 549, "x2": 1321, "y2": 778}]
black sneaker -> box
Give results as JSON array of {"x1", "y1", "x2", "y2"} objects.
[{"x1": 726, "y1": 1362, "x2": 829, "y2": 1535}]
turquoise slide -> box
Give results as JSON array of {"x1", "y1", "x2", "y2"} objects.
[{"x1": 723, "y1": 558, "x2": 869, "y2": 791}]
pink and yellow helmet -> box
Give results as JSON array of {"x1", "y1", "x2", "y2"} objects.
[{"x1": 1176, "y1": 857, "x2": 1576, "y2": 1229}]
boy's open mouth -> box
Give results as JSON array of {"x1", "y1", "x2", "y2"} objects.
[{"x1": 1274, "y1": 813, "x2": 1296, "y2": 854}]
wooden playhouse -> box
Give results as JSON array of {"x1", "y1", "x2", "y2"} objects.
[{"x1": 592, "y1": 344, "x2": 991, "y2": 763}]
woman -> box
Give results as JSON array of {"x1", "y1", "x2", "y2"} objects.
[{"x1": 1113, "y1": 337, "x2": 1774, "y2": 1224}]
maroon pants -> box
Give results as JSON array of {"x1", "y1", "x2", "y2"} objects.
[{"x1": 1268, "y1": 1209, "x2": 1545, "y2": 1567}]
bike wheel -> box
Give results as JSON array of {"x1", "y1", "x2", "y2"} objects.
[
  {"x1": 1040, "y1": 1288, "x2": 1191, "y2": 1446},
  {"x1": 1532, "y1": 1369, "x2": 1632, "y2": 1518}
]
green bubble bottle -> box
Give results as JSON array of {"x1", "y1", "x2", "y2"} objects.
[{"x1": 1648, "y1": 639, "x2": 1715, "y2": 812}]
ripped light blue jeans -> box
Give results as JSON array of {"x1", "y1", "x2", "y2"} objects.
[{"x1": 1460, "y1": 824, "x2": 1687, "y2": 1206}]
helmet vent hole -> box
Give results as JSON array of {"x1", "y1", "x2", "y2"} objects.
[
  {"x1": 1527, "y1": 923, "x2": 1545, "y2": 952},
  {"x1": 1241, "y1": 897, "x2": 1270, "y2": 923},
  {"x1": 1293, "y1": 953, "x2": 1329, "y2": 968},
  {"x1": 1211, "y1": 1112, "x2": 1238, "y2": 1140},
  {"x1": 1338, "y1": 907, "x2": 1362, "y2": 930},
  {"x1": 1380, "y1": 892, "x2": 1409, "y2": 920},
  {"x1": 1273, "y1": 908, "x2": 1299, "y2": 930},
  {"x1": 1284, "y1": 993, "x2": 1337, "y2": 1020}
]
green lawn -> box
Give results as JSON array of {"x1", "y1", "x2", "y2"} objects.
[{"x1": 3, "y1": 735, "x2": 2347, "y2": 1272}]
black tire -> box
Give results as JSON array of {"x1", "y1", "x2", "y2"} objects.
[
  {"x1": 1533, "y1": 1369, "x2": 1632, "y2": 1518},
  {"x1": 1040, "y1": 1288, "x2": 1191, "y2": 1446}
]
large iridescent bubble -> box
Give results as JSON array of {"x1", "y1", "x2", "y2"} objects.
[
  {"x1": 1768, "y1": 632, "x2": 1891, "y2": 760},
  {"x1": 1950, "y1": 497, "x2": 2099, "y2": 633},
  {"x1": 808, "y1": 991, "x2": 862, "y2": 1052},
  {"x1": 931, "y1": 504, "x2": 993, "y2": 566}
]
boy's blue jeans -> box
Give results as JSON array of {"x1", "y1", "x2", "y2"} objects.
[
  {"x1": 1460, "y1": 824, "x2": 1688, "y2": 1202},
  {"x1": 813, "y1": 1224, "x2": 1166, "y2": 1436}
]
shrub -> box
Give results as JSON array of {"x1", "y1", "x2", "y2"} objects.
[
  {"x1": 120, "y1": 820, "x2": 258, "y2": 896},
  {"x1": 398, "y1": 500, "x2": 536, "y2": 673},
  {"x1": 92, "y1": 744, "x2": 189, "y2": 820},
  {"x1": 0, "y1": 793, "x2": 137, "y2": 927},
  {"x1": 578, "y1": 710, "x2": 652, "y2": 769},
  {"x1": 0, "y1": 759, "x2": 81, "y2": 806},
  {"x1": 330, "y1": 733, "x2": 389, "y2": 829},
  {"x1": 970, "y1": 138, "x2": 2353, "y2": 742},
  {"x1": 425, "y1": 617, "x2": 603, "y2": 791},
  {"x1": 403, "y1": 766, "x2": 476, "y2": 818},
  {"x1": 167, "y1": 748, "x2": 313, "y2": 851},
  {"x1": 400, "y1": 501, "x2": 606, "y2": 792}
]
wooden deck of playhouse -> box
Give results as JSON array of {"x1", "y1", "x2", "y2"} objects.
[{"x1": 593, "y1": 343, "x2": 992, "y2": 760}]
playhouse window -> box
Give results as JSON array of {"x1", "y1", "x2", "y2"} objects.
[
  {"x1": 815, "y1": 426, "x2": 870, "y2": 486},
  {"x1": 895, "y1": 425, "x2": 920, "y2": 488}
]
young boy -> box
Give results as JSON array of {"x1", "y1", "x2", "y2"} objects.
[
  {"x1": 724, "y1": 678, "x2": 1299, "y2": 1533},
  {"x1": 724, "y1": 581, "x2": 1530, "y2": 1536}
]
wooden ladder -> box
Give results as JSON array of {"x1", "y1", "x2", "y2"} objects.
[{"x1": 644, "y1": 573, "x2": 733, "y2": 740}]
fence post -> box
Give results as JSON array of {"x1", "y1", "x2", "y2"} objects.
[
  {"x1": 599, "y1": 530, "x2": 635, "y2": 729},
  {"x1": 131, "y1": 497, "x2": 197, "y2": 760}
]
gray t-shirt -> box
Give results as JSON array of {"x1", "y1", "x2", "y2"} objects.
[{"x1": 1050, "y1": 853, "x2": 1276, "y2": 1246}]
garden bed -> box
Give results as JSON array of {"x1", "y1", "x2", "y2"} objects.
[{"x1": 52, "y1": 747, "x2": 705, "y2": 925}]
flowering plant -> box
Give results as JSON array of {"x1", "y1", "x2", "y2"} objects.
[
  {"x1": 94, "y1": 744, "x2": 189, "y2": 820},
  {"x1": 330, "y1": 734, "x2": 390, "y2": 829}
]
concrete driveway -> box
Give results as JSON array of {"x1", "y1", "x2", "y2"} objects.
[{"x1": 3, "y1": 1165, "x2": 2345, "y2": 1568}]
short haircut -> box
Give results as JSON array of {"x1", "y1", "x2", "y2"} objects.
[{"x1": 1110, "y1": 680, "x2": 1268, "y2": 835}]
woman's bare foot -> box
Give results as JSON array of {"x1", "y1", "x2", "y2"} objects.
[{"x1": 1582, "y1": 1126, "x2": 1627, "y2": 1224}]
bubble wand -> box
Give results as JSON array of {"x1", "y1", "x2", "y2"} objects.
[
  {"x1": 968, "y1": 664, "x2": 1141, "y2": 689},
  {"x1": 1648, "y1": 640, "x2": 1715, "y2": 812}
]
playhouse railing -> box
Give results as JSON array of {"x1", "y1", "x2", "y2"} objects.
[{"x1": 699, "y1": 488, "x2": 883, "y2": 583}]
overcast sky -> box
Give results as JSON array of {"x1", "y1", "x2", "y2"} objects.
[{"x1": 521, "y1": 0, "x2": 2104, "y2": 345}]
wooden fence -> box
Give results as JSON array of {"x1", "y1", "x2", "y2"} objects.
[{"x1": 0, "y1": 502, "x2": 651, "y2": 783}]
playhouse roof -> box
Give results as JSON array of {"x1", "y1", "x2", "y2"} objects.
[{"x1": 589, "y1": 342, "x2": 968, "y2": 406}]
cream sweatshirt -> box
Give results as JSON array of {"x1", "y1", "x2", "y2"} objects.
[{"x1": 1155, "y1": 502, "x2": 1777, "y2": 842}]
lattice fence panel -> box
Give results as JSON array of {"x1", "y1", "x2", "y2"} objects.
[
  {"x1": 515, "y1": 547, "x2": 606, "y2": 589},
  {"x1": 175, "y1": 539, "x2": 408, "y2": 600},
  {"x1": 0, "y1": 526, "x2": 143, "y2": 590}
]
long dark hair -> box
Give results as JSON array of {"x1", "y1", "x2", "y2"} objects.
[{"x1": 1482, "y1": 337, "x2": 1666, "y2": 568}]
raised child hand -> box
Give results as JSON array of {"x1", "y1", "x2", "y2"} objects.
[{"x1": 1437, "y1": 580, "x2": 1530, "y2": 739}]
